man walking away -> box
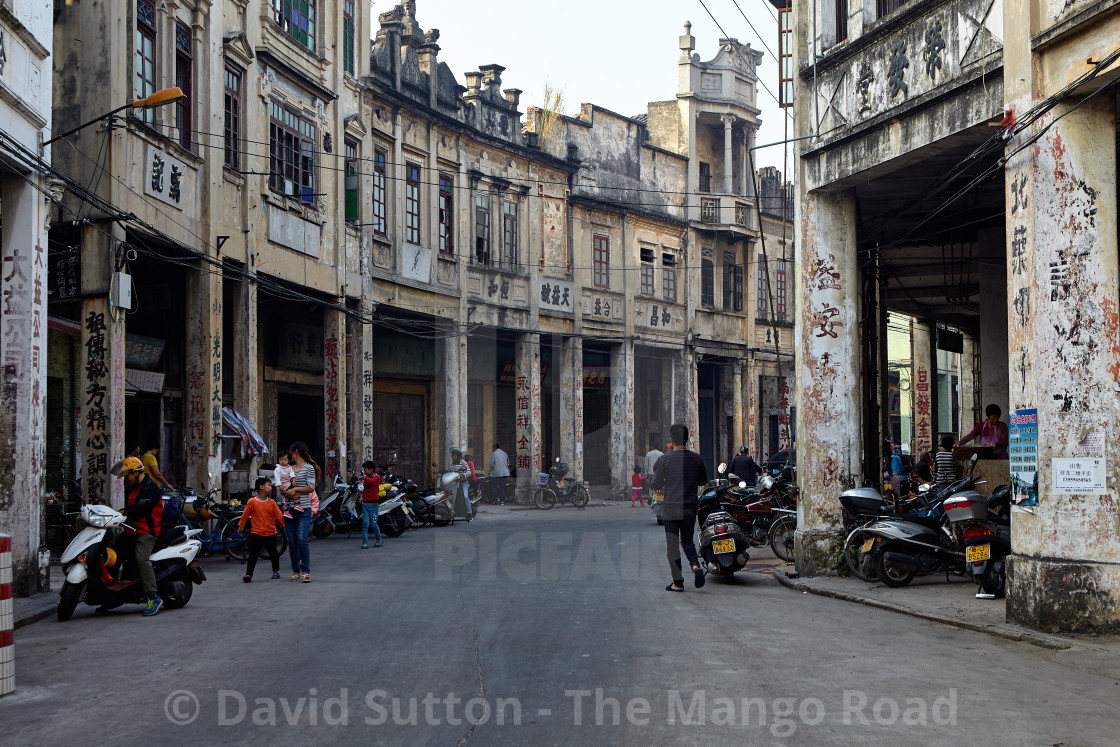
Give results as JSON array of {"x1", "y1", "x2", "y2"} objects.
[
  {"x1": 489, "y1": 444, "x2": 510, "y2": 505},
  {"x1": 729, "y1": 447, "x2": 763, "y2": 486},
  {"x1": 652, "y1": 424, "x2": 707, "y2": 592}
]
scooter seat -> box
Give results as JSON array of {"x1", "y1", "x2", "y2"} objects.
[
  {"x1": 899, "y1": 514, "x2": 944, "y2": 532},
  {"x1": 153, "y1": 525, "x2": 187, "y2": 552},
  {"x1": 106, "y1": 579, "x2": 139, "y2": 591}
]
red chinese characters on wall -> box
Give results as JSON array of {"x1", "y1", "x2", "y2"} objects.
[{"x1": 913, "y1": 367, "x2": 932, "y2": 457}]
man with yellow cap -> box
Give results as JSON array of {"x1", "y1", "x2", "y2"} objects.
[{"x1": 114, "y1": 456, "x2": 165, "y2": 616}]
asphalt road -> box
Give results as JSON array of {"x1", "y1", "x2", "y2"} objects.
[{"x1": 3, "y1": 503, "x2": 1118, "y2": 745}]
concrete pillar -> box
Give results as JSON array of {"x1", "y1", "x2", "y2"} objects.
[
  {"x1": 732, "y1": 364, "x2": 744, "y2": 454},
  {"x1": 911, "y1": 321, "x2": 934, "y2": 458},
  {"x1": 959, "y1": 332, "x2": 978, "y2": 439},
  {"x1": 442, "y1": 335, "x2": 468, "y2": 461},
  {"x1": 559, "y1": 336, "x2": 584, "y2": 482},
  {"x1": 78, "y1": 223, "x2": 126, "y2": 510},
  {"x1": 514, "y1": 334, "x2": 542, "y2": 495},
  {"x1": 355, "y1": 311, "x2": 375, "y2": 467},
  {"x1": 0, "y1": 179, "x2": 49, "y2": 594},
  {"x1": 609, "y1": 340, "x2": 636, "y2": 499},
  {"x1": 745, "y1": 361, "x2": 758, "y2": 456},
  {"x1": 721, "y1": 114, "x2": 734, "y2": 195},
  {"x1": 1004, "y1": 95, "x2": 1120, "y2": 634},
  {"x1": 184, "y1": 267, "x2": 222, "y2": 493},
  {"x1": 323, "y1": 309, "x2": 347, "y2": 481},
  {"x1": 232, "y1": 278, "x2": 260, "y2": 466},
  {"x1": 794, "y1": 189, "x2": 861, "y2": 575},
  {"x1": 672, "y1": 348, "x2": 699, "y2": 450},
  {"x1": 744, "y1": 126, "x2": 758, "y2": 199}
]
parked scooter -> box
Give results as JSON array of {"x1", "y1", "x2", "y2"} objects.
[
  {"x1": 377, "y1": 490, "x2": 414, "y2": 536},
  {"x1": 860, "y1": 456, "x2": 985, "y2": 587},
  {"x1": 944, "y1": 483, "x2": 1012, "y2": 598},
  {"x1": 312, "y1": 474, "x2": 362, "y2": 539},
  {"x1": 57, "y1": 503, "x2": 206, "y2": 620},
  {"x1": 698, "y1": 510, "x2": 750, "y2": 579},
  {"x1": 410, "y1": 465, "x2": 457, "y2": 526}
]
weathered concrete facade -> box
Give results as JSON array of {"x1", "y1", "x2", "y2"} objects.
[
  {"x1": 791, "y1": 0, "x2": 1119, "y2": 632},
  {"x1": 0, "y1": 1, "x2": 54, "y2": 593}
]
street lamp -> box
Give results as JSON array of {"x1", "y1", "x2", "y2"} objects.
[{"x1": 42, "y1": 87, "x2": 186, "y2": 149}]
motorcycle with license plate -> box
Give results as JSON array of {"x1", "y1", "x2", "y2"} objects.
[
  {"x1": 57, "y1": 503, "x2": 206, "y2": 621},
  {"x1": 697, "y1": 510, "x2": 750, "y2": 579},
  {"x1": 944, "y1": 482, "x2": 1012, "y2": 598}
]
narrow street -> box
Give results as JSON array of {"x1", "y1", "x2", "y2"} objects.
[{"x1": 2, "y1": 505, "x2": 1116, "y2": 744}]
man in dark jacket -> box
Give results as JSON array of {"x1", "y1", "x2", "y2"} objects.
[
  {"x1": 115, "y1": 456, "x2": 164, "y2": 616},
  {"x1": 729, "y1": 447, "x2": 763, "y2": 486},
  {"x1": 652, "y1": 424, "x2": 708, "y2": 592}
]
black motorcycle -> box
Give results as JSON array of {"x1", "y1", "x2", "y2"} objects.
[
  {"x1": 945, "y1": 484, "x2": 1012, "y2": 597},
  {"x1": 698, "y1": 510, "x2": 749, "y2": 579},
  {"x1": 311, "y1": 474, "x2": 362, "y2": 539}
]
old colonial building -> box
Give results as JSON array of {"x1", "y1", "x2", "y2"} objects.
[
  {"x1": 22, "y1": 0, "x2": 793, "y2": 591},
  {"x1": 789, "y1": 0, "x2": 1119, "y2": 632}
]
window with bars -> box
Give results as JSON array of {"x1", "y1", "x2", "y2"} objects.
[
  {"x1": 593, "y1": 235, "x2": 610, "y2": 288},
  {"x1": 135, "y1": 1, "x2": 156, "y2": 127},
  {"x1": 757, "y1": 255, "x2": 769, "y2": 314},
  {"x1": 723, "y1": 251, "x2": 743, "y2": 311},
  {"x1": 175, "y1": 23, "x2": 193, "y2": 151},
  {"x1": 438, "y1": 174, "x2": 454, "y2": 255},
  {"x1": 663, "y1": 253, "x2": 677, "y2": 301},
  {"x1": 405, "y1": 163, "x2": 421, "y2": 244},
  {"x1": 876, "y1": 0, "x2": 912, "y2": 17},
  {"x1": 776, "y1": 258, "x2": 788, "y2": 317},
  {"x1": 269, "y1": 102, "x2": 317, "y2": 203},
  {"x1": 474, "y1": 193, "x2": 492, "y2": 264},
  {"x1": 778, "y1": 8, "x2": 793, "y2": 108},
  {"x1": 223, "y1": 67, "x2": 241, "y2": 169},
  {"x1": 836, "y1": 0, "x2": 849, "y2": 42},
  {"x1": 640, "y1": 247, "x2": 655, "y2": 296},
  {"x1": 701, "y1": 256, "x2": 714, "y2": 307},
  {"x1": 503, "y1": 200, "x2": 518, "y2": 267},
  {"x1": 372, "y1": 149, "x2": 387, "y2": 236},
  {"x1": 273, "y1": 0, "x2": 316, "y2": 51},
  {"x1": 344, "y1": 139, "x2": 359, "y2": 225},
  {"x1": 342, "y1": 0, "x2": 355, "y2": 75}
]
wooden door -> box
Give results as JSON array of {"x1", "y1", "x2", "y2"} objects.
[{"x1": 372, "y1": 391, "x2": 427, "y2": 485}]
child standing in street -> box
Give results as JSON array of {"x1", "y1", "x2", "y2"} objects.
[
  {"x1": 360, "y1": 460, "x2": 382, "y2": 549},
  {"x1": 632, "y1": 465, "x2": 645, "y2": 507},
  {"x1": 240, "y1": 476, "x2": 285, "y2": 581}
]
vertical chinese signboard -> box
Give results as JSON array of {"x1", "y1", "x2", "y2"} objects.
[
  {"x1": 913, "y1": 367, "x2": 932, "y2": 457},
  {"x1": 515, "y1": 374, "x2": 531, "y2": 474},
  {"x1": 1009, "y1": 408, "x2": 1038, "y2": 506}
]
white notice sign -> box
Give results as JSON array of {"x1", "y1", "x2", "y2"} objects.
[{"x1": 1051, "y1": 458, "x2": 1107, "y2": 495}]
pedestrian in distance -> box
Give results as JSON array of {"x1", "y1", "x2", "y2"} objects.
[
  {"x1": 651, "y1": 424, "x2": 708, "y2": 592},
  {"x1": 914, "y1": 451, "x2": 934, "y2": 483},
  {"x1": 281, "y1": 441, "x2": 320, "y2": 582},
  {"x1": 141, "y1": 440, "x2": 174, "y2": 491},
  {"x1": 489, "y1": 443, "x2": 510, "y2": 505},
  {"x1": 631, "y1": 464, "x2": 645, "y2": 507},
  {"x1": 934, "y1": 435, "x2": 959, "y2": 486},
  {"x1": 360, "y1": 460, "x2": 383, "y2": 549},
  {"x1": 240, "y1": 477, "x2": 285, "y2": 582},
  {"x1": 729, "y1": 446, "x2": 763, "y2": 486}
]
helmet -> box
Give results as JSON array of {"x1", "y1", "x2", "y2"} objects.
[
  {"x1": 112, "y1": 456, "x2": 144, "y2": 478},
  {"x1": 739, "y1": 445, "x2": 749, "y2": 454},
  {"x1": 450, "y1": 447, "x2": 462, "y2": 456}
]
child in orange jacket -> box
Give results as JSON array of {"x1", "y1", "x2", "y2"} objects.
[{"x1": 240, "y1": 476, "x2": 285, "y2": 581}]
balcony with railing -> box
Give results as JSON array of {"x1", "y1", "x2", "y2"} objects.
[{"x1": 697, "y1": 194, "x2": 757, "y2": 234}]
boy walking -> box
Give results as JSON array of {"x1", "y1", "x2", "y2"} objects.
[
  {"x1": 361, "y1": 460, "x2": 383, "y2": 549},
  {"x1": 240, "y1": 477, "x2": 285, "y2": 581}
]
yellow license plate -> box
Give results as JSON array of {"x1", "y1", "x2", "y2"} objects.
[
  {"x1": 712, "y1": 539, "x2": 735, "y2": 554},
  {"x1": 966, "y1": 544, "x2": 990, "y2": 562},
  {"x1": 860, "y1": 538, "x2": 875, "y2": 553}
]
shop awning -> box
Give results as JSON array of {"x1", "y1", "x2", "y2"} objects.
[{"x1": 221, "y1": 406, "x2": 267, "y2": 459}]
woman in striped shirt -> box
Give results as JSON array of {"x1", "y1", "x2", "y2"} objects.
[{"x1": 281, "y1": 441, "x2": 321, "y2": 582}]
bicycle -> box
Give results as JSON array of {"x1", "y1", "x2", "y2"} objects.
[
  {"x1": 180, "y1": 491, "x2": 287, "y2": 562},
  {"x1": 44, "y1": 499, "x2": 83, "y2": 560},
  {"x1": 534, "y1": 458, "x2": 590, "y2": 510}
]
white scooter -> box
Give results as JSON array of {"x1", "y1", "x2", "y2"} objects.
[{"x1": 57, "y1": 503, "x2": 206, "y2": 621}]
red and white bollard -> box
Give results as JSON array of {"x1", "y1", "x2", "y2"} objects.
[{"x1": 0, "y1": 533, "x2": 12, "y2": 696}]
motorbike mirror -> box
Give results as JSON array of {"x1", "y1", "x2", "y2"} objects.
[
  {"x1": 969, "y1": 453, "x2": 979, "y2": 467},
  {"x1": 556, "y1": 457, "x2": 560, "y2": 463},
  {"x1": 717, "y1": 462, "x2": 727, "y2": 474}
]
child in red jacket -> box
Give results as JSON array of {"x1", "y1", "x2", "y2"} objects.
[{"x1": 632, "y1": 465, "x2": 645, "y2": 507}]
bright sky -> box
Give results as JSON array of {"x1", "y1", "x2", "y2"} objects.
[{"x1": 373, "y1": 0, "x2": 794, "y2": 174}]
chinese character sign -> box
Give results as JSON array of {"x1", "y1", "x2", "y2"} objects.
[
  {"x1": 912, "y1": 367, "x2": 932, "y2": 457},
  {"x1": 1009, "y1": 408, "x2": 1038, "y2": 506}
]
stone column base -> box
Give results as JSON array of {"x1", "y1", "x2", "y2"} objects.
[
  {"x1": 794, "y1": 528, "x2": 844, "y2": 576},
  {"x1": 1006, "y1": 555, "x2": 1120, "y2": 635}
]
